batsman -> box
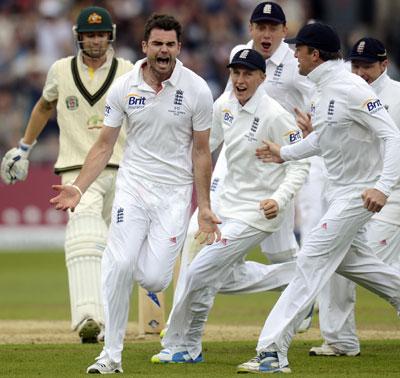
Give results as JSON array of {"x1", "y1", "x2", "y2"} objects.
[{"x1": 0, "y1": 6, "x2": 133, "y2": 343}]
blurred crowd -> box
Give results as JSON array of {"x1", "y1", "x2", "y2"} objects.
[{"x1": 1, "y1": 0, "x2": 399, "y2": 163}]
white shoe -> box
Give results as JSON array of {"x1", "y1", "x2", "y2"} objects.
[
  {"x1": 86, "y1": 359, "x2": 123, "y2": 374},
  {"x1": 151, "y1": 348, "x2": 203, "y2": 364},
  {"x1": 237, "y1": 351, "x2": 291, "y2": 374},
  {"x1": 309, "y1": 343, "x2": 360, "y2": 357},
  {"x1": 78, "y1": 318, "x2": 101, "y2": 344}
]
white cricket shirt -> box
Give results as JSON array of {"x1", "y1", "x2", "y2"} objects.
[
  {"x1": 211, "y1": 86, "x2": 309, "y2": 232},
  {"x1": 104, "y1": 58, "x2": 213, "y2": 186},
  {"x1": 281, "y1": 60, "x2": 400, "y2": 201},
  {"x1": 371, "y1": 70, "x2": 400, "y2": 225}
]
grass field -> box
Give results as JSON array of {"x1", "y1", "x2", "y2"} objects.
[{"x1": 0, "y1": 250, "x2": 399, "y2": 376}]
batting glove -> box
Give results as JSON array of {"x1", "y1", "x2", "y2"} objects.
[{"x1": 1, "y1": 139, "x2": 37, "y2": 185}]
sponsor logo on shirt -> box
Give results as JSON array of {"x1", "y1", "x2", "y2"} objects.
[
  {"x1": 328, "y1": 100, "x2": 335, "y2": 116},
  {"x1": 363, "y1": 98, "x2": 383, "y2": 114},
  {"x1": 127, "y1": 93, "x2": 146, "y2": 108},
  {"x1": 223, "y1": 109, "x2": 234, "y2": 125},
  {"x1": 310, "y1": 102, "x2": 316, "y2": 118},
  {"x1": 66, "y1": 96, "x2": 79, "y2": 110},
  {"x1": 105, "y1": 104, "x2": 111, "y2": 115},
  {"x1": 286, "y1": 130, "x2": 301, "y2": 144}
]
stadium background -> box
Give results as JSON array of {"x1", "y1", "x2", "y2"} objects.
[{"x1": 1, "y1": 0, "x2": 400, "y2": 247}]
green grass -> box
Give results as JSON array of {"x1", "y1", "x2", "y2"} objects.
[
  {"x1": 0, "y1": 250, "x2": 398, "y2": 330},
  {"x1": 0, "y1": 340, "x2": 399, "y2": 377},
  {"x1": 0, "y1": 251, "x2": 399, "y2": 376}
]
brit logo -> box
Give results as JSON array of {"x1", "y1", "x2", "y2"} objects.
[
  {"x1": 328, "y1": 100, "x2": 335, "y2": 116},
  {"x1": 321, "y1": 222, "x2": 328, "y2": 230},
  {"x1": 223, "y1": 109, "x2": 234, "y2": 125},
  {"x1": 363, "y1": 98, "x2": 383, "y2": 114},
  {"x1": 273, "y1": 64, "x2": 283, "y2": 79},
  {"x1": 116, "y1": 207, "x2": 124, "y2": 223},
  {"x1": 380, "y1": 239, "x2": 387, "y2": 246},
  {"x1": 287, "y1": 130, "x2": 301, "y2": 144},
  {"x1": 169, "y1": 236, "x2": 177, "y2": 244},
  {"x1": 127, "y1": 93, "x2": 146, "y2": 108},
  {"x1": 174, "y1": 89, "x2": 184, "y2": 105},
  {"x1": 66, "y1": 96, "x2": 79, "y2": 110}
]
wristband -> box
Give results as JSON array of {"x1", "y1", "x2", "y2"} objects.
[{"x1": 68, "y1": 184, "x2": 83, "y2": 197}]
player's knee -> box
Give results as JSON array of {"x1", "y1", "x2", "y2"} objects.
[{"x1": 138, "y1": 271, "x2": 170, "y2": 292}]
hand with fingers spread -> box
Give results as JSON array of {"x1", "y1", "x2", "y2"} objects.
[
  {"x1": 260, "y1": 199, "x2": 279, "y2": 219},
  {"x1": 195, "y1": 208, "x2": 222, "y2": 245},
  {"x1": 255, "y1": 140, "x2": 284, "y2": 163},
  {"x1": 361, "y1": 188, "x2": 387, "y2": 213},
  {"x1": 294, "y1": 107, "x2": 313, "y2": 137},
  {"x1": 50, "y1": 184, "x2": 83, "y2": 212}
]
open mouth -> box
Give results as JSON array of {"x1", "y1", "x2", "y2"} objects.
[
  {"x1": 261, "y1": 42, "x2": 271, "y2": 50},
  {"x1": 156, "y1": 57, "x2": 170, "y2": 66},
  {"x1": 235, "y1": 86, "x2": 247, "y2": 93}
]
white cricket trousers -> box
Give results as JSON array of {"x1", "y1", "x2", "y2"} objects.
[
  {"x1": 101, "y1": 179, "x2": 192, "y2": 363},
  {"x1": 162, "y1": 217, "x2": 296, "y2": 360},
  {"x1": 256, "y1": 197, "x2": 400, "y2": 368},
  {"x1": 318, "y1": 219, "x2": 400, "y2": 353}
]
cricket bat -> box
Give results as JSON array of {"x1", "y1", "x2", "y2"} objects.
[
  {"x1": 138, "y1": 255, "x2": 181, "y2": 335},
  {"x1": 138, "y1": 287, "x2": 165, "y2": 335}
]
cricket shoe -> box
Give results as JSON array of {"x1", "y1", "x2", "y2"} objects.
[
  {"x1": 86, "y1": 358, "x2": 123, "y2": 374},
  {"x1": 309, "y1": 343, "x2": 360, "y2": 357},
  {"x1": 297, "y1": 305, "x2": 314, "y2": 333},
  {"x1": 237, "y1": 351, "x2": 291, "y2": 374},
  {"x1": 151, "y1": 348, "x2": 203, "y2": 364},
  {"x1": 78, "y1": 317, "x2": 101, "y2": 344}
]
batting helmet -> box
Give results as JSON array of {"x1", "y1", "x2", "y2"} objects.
[{"x1": 73, "y1": 6, "x2": 116, "y2": 42}]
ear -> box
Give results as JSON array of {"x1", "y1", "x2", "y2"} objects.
[
  {"x1": 142, "y1": 40, "x2": 147, "y2": 54},
  {"x1": 381, "y1": 59, "x2": 388, "y2": 71}
]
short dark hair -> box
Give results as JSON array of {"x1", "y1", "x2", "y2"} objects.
[
  {"x1": 307, "y1": 46, "x2": 342, "y2": 62},
  {"x1": 144, "y1": 14, "x2": 182, "y2": 42}
]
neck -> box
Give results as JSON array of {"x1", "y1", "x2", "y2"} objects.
[
  {"x1": 142, "y1": 62, "x2": 175, "y2": 92},
  {"x1": 82, "y1": 53, "x2": 107, "y2": 70}
]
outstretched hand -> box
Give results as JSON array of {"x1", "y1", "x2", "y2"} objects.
[
  {"x1": 255, "y1": 140, "x2": 284, "y2": 163},
  {"x1": 49, "y1": 184, "x2": 82, "y2": 212},
  {"x1": 294, "y1": 107, "x2": 313, "y2": 137},
  {"x1": 195, "y1": 208, "x2": 222, "y2": 245}
]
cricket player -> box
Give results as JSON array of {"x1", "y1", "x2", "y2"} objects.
[
  {"x1": 168, "y1": 1, "x2": 313, "y2": 332},
  {"x1": 309, "y1": 37, "x2": 400, "y2": 357},
  {"x1": 50, "y1": 14, "x2": 220, "y2": 374},
  {"x1": 237, "y1": 23, "x2": 400, "y2": 374},
  {"x1": 0, "y1": 6, "x2": 133, "y2": 343},
  {"x1": 151, "y1": 48, "x2": 310, "y2": 364}
]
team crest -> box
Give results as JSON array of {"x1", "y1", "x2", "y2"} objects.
[
  {"x1": 88, "y1": 12, "x2": 102, "y2": 24},
  {"x1": 66, "y1": 96, "x2": 79, "y2": 110},
  {"x1": 174, "y1": 89, "x2": 184, "y2": 105},
  {"x1": 356, "y1": 41, "x2": 365, "y2": 54},
  {"x1": 263, "y1": 4, "x2": 272, "y2": 14}
]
